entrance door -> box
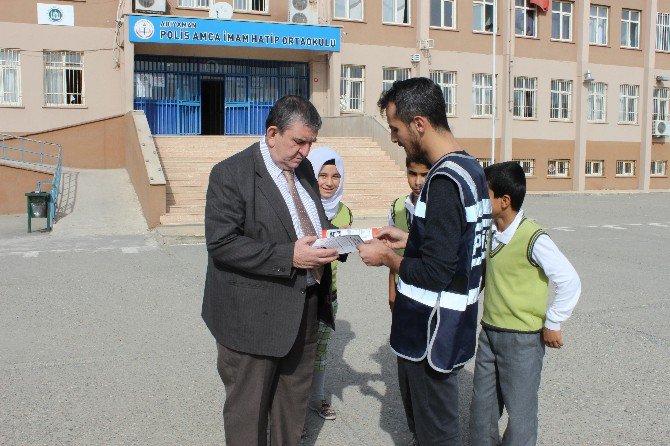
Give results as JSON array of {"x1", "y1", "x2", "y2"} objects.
[{"x1": 201, "y1": 79, "x2": 225, "y2": 135}]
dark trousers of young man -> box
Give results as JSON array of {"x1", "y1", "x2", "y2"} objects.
[
  {"x1": 469, "y1": 328, "x2": 545, "y2": 446},
  {"x1": 398, "y1": 357, "x2": 462, "y2": 446}
]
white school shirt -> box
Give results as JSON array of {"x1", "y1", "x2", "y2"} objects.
[{"x1": 491, "y1": 210, "x2": 581, "y2": 330}]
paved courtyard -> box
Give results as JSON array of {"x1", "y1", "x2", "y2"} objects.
[{"x1": 1, "y1": 192, "x2": 669, "y2": 445}]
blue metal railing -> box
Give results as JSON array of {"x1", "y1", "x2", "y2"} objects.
[{"x1": 1, "y1": 133, "x2": 63, "y2": 222}]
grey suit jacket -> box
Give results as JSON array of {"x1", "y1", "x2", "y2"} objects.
[{"x1": 202, "y1": 142, "x2": 334, "y2": 357}]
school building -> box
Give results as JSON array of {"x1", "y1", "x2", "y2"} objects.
[{"x1": 1, "y1": 0, "x2": 669, "y2": 227}]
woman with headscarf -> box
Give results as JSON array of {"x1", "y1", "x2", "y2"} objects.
[{"x1": 306, "y1": 146, "x2": 353, "y2": 421}]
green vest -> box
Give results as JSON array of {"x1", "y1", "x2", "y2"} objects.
[
  {"x1": 390, "y1": 195, "x2": 411, "y2": 283},
  {"x1": 482, "y1": 218, "x2": 549, "y2": 332},
  {"x1": 329, "y1": 202, "x2": 353, "y2": 294}
]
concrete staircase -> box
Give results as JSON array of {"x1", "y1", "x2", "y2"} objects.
[{"x1": 154, "y1": 136, "x2": 408, "y2": 226}]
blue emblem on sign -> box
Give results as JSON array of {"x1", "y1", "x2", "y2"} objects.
[{"x1": 48, "y1": 7, "x2": 63, "y2": 23}]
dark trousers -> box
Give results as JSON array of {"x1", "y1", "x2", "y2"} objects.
[
  {"x1": 216, "y1": 289, "x2": 318, "y2": 446},
  {"x1": 397, "y1": 357, "x2": 462, "y2": 446},
  {"x1": 469, "y1": 328, "x2": 545, "y2": 446}
]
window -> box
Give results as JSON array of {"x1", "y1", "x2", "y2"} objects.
[
  {"x1": 548, "y1": 159, "x2": 570, "y2": 177},
  {"x1": 515, "y1": 0, "x2": 537, "y2": 37},
  {"x1": 586, "y1": 160, "x2": 604, "y2": 176},
  {"x1": 651, "y1": 160, "x2": 667, "y2": 176},
  {"x1": 657, "y1": 13, "x2": 670, "y2": 52},
  {"x1": 179, "y1": 0, "x2": 210, "y2": 7},
  {"x1": 233, "y1": 0, "x2": 265, "y2": 12},
  {"x1": 619, "y1": 84, "x2": 639, "y2": 124},
  {"x1": 514, "y1": 159, "x2": 535, "y2": 176},
  {"x1": 383, "y1": 0, "x2": 410, "y2": 24},
  {"x1": 382, "y1": 67, "x2": 410, "y2": 92},
  {"x1": 340, "y1": 65, "x2": 365, "y2": 113},
  {"x1": 478, "y1": 158, "x2": 493, "y2": 168},
  {"x1": 550, "y1": 79, "x2": 572, "y2": 121},
  {"x1": 513, "y1": 76, "x2": 536, "y2": 119},
  {"x1": 551, "y1": 1, "x2": 572, "y2": 41},
  {"x1": 335, "y1": 0, "x2": 364, "y2": 20},
  {"x1": 621, "y1": 9, "x2": 640, "y2": 49},
  {"x1": 430, "y1": 70, "x2": 457, "y2": 116},
  {"x1": 472, "y1": 73, "x2": 493, "y2": 117},
  {"x1": 588, "y1": 82, "x2": 607, "y2": 123},
  {"x1": 653, "y1": 87, "x2": 670, "y2": 124},
  {"x1": 589, "y1": 5, "x2": 609, "y2": 46},
  {"x1": 431, "y1": 0, "x2": 455, "y2": 28},
  {"x1": 616, "y1": 160, "x2": 636, "y2": 176},
  {"x1": 0, "y1": 49, "x2": 21, "y2": 106},
  {"x1": 44, "y1": 51, "x2": 84, "y2": 106},
  {"x1": 473, "y1": 0, "x2": 495, "y2": 33}
]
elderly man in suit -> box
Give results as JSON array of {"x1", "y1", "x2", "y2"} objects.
[{"x1": 202, "y1": 95, "x2": 339, "y2": 446}]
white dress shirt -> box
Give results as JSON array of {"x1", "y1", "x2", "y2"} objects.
[
  {"x1": 491, "y1": 210, "x2": 581, "y2": 330},
  {"x1": 260, "y1": 138, "x2": 322, "y2": 285}
]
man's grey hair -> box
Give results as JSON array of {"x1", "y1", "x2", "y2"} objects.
[{"x1": 265, "y1": 95, "x2": 322, "y2": 133}]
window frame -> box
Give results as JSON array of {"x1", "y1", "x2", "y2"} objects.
[
  {"x1": 178, "y1": 0, "x2": 210, "y2": 8},
  {"x1": 478, "y1": 158, "x2": 493, "y2": 169},
  {"x1": 233, "y1": 0, "x2": 267, "y2": 13},
  {"x1": 472, "y1": 73, "x2": 494, "y2": 117},
  {"x1": 515, "y1": 0, "x2": 538, "y2": 38},
  {"x1": 430, "y1": 70, "x2": 457, "y2": 116},
  {"x1": 430, "y1": 0, "x2": 456, "y2": 29},
  {"x1": 650, "y1": 160, "x2": 667, "y2": 176},
  {"x1": 473, "y1": 0, "x2": 495, "y2": 34},
  {"x1": 588, "y1": 82, "x2": 608, "y2": 123},
  {"x1": 618, "y1": 84, "x2": 639, "y2": 125},
  {"x1": 657, "y1": 12, "x2": 670, "y2": 52},
  {"x1": 513, "y1": 76, "x2": 537, "y2": 119},
  {"x1": 589, "y1": 5, "x2": 609, "y2": 46},
  {"x1": 514, "y1": 158, "x2": 535, "y2": 177},
  {"x1": 616, "y1": 160, "x2": 636, "y2": 177},
  {"x1": 0, "y1": 49, "x2": 22, "y2": 107},
  {"x1": 653, "y1": 87, "x2": 670, "y2": 125},
  {"x1": 340, "y1": 64, "x2": 365, "y2": 113},
  {"x1": 382, "y1": 67, "x2": 411, "y2": 93},
  {"x1": 548, "y1": 159, "x2": 570, "y2": 177},
  {"x1": 551, "y1": 1, "x2": 573, "y2": 42},
  {"x1": 334, "y1": 0, "x2": 364, "y2": 21},
  {"x1": 585, "y1": 160, "x2": 604, "y2": 177},
  {"x1": 550, "y1": 79, "x2": 572, "y2": 121},
  {"x1": 43, "y1": 50, "x2": 85, "y2": 107},
  {"x1": 621, "y1": 9, "x2": 641, "y2": 49},
  {"x1": 383, "y1": 0, "x2": 411, "y2": 25}
]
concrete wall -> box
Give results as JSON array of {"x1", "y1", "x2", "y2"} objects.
[{"x1": 0, "y1": 164, "x2": 52, "y2": 214}]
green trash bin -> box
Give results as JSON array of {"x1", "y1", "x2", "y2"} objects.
[{"x1": 26, "y1": 192, "x2": 51, "y2": 233}]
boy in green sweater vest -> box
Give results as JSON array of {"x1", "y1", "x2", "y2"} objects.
[
  {"x1": 470, "y1": 161, "x2": 581, "y2": 446},
  {"x1": 387, "y1": 155, "x2": 431, "y2": 311}
]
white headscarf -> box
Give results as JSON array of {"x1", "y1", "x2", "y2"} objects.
[{"x1": 307, "y1": 146, "x2": 345, "y2": 220}]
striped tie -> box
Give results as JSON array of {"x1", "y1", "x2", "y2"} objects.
[{"x1": 283, "y1": 170, "x2": 323, "y2": 283}]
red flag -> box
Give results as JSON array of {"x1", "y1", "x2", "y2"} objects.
[{"x1": 530, "y1": 0, "x2": 549, "y2": 11}]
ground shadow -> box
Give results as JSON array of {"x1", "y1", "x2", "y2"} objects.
[{"x1": 55, "y1": 170, "x2": 78, "y2": 222}]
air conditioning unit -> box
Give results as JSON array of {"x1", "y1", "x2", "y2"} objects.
[
  {"x1": 653, "y1": 120, "x2": 670, "y2": 137},
  {"x1": 418, "y1": 39, "x2": 435, "y2": 50},
  {"x1": 410, "y1": 54, "x2": 421, "y2": 63},
  {"x1": 289, "y1": 0, "x2": 318, "y2": 25},
  {"x1": 135, "y1": 0, "x2": 166, "y2": 14}
]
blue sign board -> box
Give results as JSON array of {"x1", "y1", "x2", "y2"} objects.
[{"x1": 129, "y1": 14, "x2": 340, "y2": 52}]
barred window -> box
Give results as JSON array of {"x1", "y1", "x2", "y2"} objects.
[
  {"x1": 548, "y1": 159, "x2": 570, "y2": 177},
  {"x1": 430, "y1": 70, "x2": 457, "y2": 116},
  {"x1": 340, "y1": 65, "x2": 365, "y2": 113},
  {"x1": 619, "y1": 84, "x2": 639, "y2": 124},
  {"x1": 589, "y1": 5, "x2": 609, "y2": 46},
  {"x1": 382, "y1": 67, "x2": 410, "y2": 93},
  {"x1": 44, "y1": 51, "x2": 84, "y2": 106},
  {"x1": 586, "y1": 160, "x2": 604, "y2": 176},
  {"x1": 588, "y1": 82, "x2": 607, "y2": 123},
  {"x1": 551, "y1": 1, "x2": 572, "y2": 41},
  {"x1": 473, "y1": 0, "x2": 495, "y2": 33},
  {"x1": 650, "y1": 160, "x2": 667, "y2": 176},
  {"x1": 0, "y1": 49, "x2": 21, "y2": 106},
  {"x1": 383, "y1": 0, "x2": 410, "y2": 24},
  {"x1": 233, "y1": 0, "x2": 266, "y2": 12},
  {"x1": 431, "y1": 0, "x2": 456, "y2": 29},
  {"x1": 514, "y1": 158, "x2": 535, "y2": 176},
  {"x1": 657, "y1": 12, "x2": 670, "y2": 52},
  {"x1": 478, "y1": 158, "x2": 493, "y2": 168},
  {"x1": 616, "y1": 160, "x2": 636, "y2": 176},
  {"x1": 472, "y1": 73, "x2": 493, "y2": 117},
  {"x1": 653, "y1": 87, "x2": 670, "y2": 124},
  {"x1": 621, "y1": 9, "x2": 640, "y2": 49},
  {"x1": 179, "y1": 0, "x2": 210, "y2": 7},
  {"x1": 335, "y1": 0, "x2": 364, "y2": 20},
  {"x1": 515, "y1": 0, "x2": 537, "y2": 37},
  {"x1": 550, "y1": 79, "x2": 572, "y2": 121},
  {"x1": 513, "y1": 76, "x2": 536, "y2": 119}
]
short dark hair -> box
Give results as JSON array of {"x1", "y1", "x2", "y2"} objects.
[
  {"x1": 377, "y1": 77, "x2": 450, "y2": 132},
  {"x1": 406, "y1": 155, "x2": 431, "y2": 169},
  {"x1": 265, "y1": 95, "x2": 322, "y2": 133},
  {"x1": 484, "y1": 162, "x2": 526, "y2": 211}
]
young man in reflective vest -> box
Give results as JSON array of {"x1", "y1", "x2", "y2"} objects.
[{"x1": 359, "y1": 77, "x2": 492, "y2": 445}]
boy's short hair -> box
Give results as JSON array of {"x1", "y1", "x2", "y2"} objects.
[
  {"x1": 378, "y1": 77, "x2": 451, "y2": 132},
  {"x1": 406, "y1": 155, "x2": 432, "y2": 169},
  {"x1": 484, "y1": 162, "x2": 526, "y2": 211}
]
